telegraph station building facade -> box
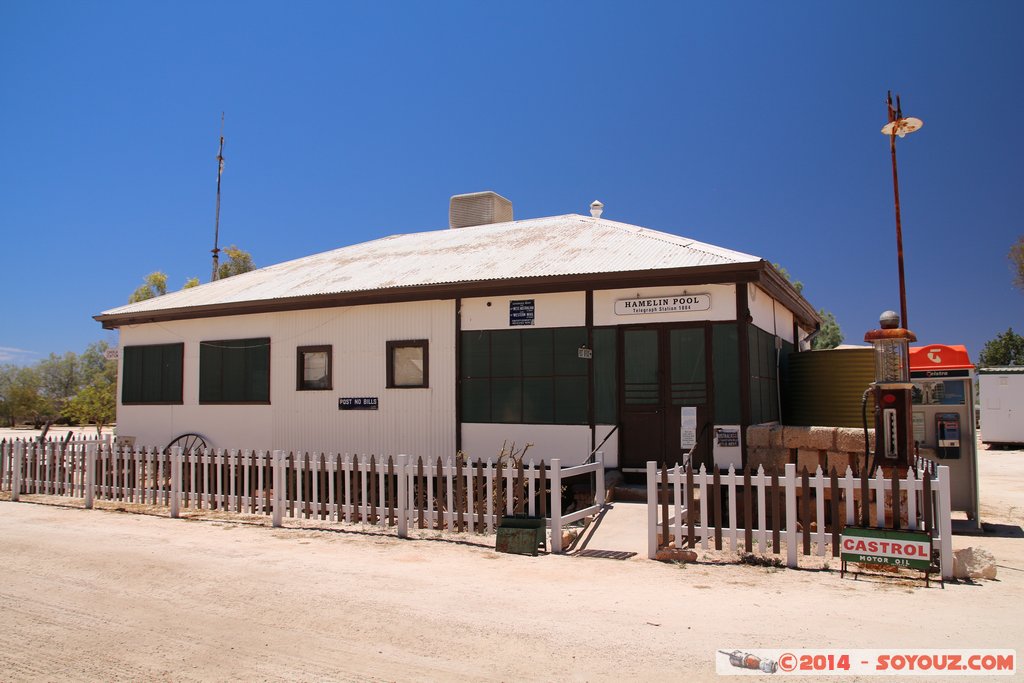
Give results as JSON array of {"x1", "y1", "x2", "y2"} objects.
[{"x1": 96, "y1": 193, "x2": 820, "y2": 471}]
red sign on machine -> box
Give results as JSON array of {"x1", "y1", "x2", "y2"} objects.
[{"x1": 909, "y1": 344, "x2": 974, "y2": 379}]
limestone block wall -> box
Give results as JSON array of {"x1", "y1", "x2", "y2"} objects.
[{"x1": 746, "y1": 423, "x2": 876, "y2": 475}]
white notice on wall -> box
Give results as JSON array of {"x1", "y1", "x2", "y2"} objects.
[
  {"x1": 713, "y1": 425, "x2": 743, "y2": 471},
  {"x1": 680, "y1": 406, "x2": 697, "y2": 449},
  {"x1": 912, "y1": 411, "x2": 926, "y2": 444}
]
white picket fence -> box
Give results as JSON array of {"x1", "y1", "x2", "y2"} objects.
[
  {"x1": 646, "y1": 461, "x2": 953, "y2": 579},
  {"x1": 0, "y1": 439, "x2": 604, "y2": 553}
]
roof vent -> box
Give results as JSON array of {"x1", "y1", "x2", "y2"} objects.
[
  {"x1": 590, "y1": 200, "x2": 604, "y2": 218},
  {"x1": 449, "y1": 191, "x2": 513, "y2": 229}
]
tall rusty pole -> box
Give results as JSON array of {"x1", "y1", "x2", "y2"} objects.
[
  {"x1": 211, "y1": 113, "x2": 225, "y2": 282},
  {"x1": 881, "y1": 92, "x2": 922, "y2": 330}
]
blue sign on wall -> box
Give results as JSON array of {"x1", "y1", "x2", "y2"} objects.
[
  {"x1": 509, "y1": 299, "x2": 535, "y2": 326},
  {"x1": 339, "y1": 397, "x2": 379, "y2": 410}
]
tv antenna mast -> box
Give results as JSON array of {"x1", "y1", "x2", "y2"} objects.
[{"x1": 211, "y1": 113, "x2": 226, "y2": 281}]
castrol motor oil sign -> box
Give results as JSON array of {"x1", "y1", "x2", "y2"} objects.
[{"x1": 840, "y1": 527, "x2": 933, "y2": 570}]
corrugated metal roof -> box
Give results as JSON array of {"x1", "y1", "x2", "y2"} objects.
[
  {"x1": 100, "y1": 214, "x2": 761, "y2": 316},
  {"x1": 978, "y1": 366, "x2": 1024, "y2": 374}
]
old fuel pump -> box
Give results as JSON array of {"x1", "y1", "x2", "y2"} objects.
[{"x1": 864, "y1": 311, "x2": 917, "y2": 470}]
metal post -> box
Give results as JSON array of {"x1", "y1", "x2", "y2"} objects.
[
  {"x1": 550, "y1": 458, "x2": 562, "y2": 553},
  {"x1": 890, "y1": 130, "x2": 909, "y2": 330},
  {"x1": 12, "y1": 441, "x2": 23, "y2": 502},
  {"x1": 272, "y1": 450, "x2": 284, "y2": 528},
  {"x1": 396, "y1": 455, "x2": 409, "y2": 539},
  {"x1": 595, "y1": 451, "x2": 605, "y2": 508},
  {"x1": 170, "y1": 447, "x2": 182, "y2": 518}
]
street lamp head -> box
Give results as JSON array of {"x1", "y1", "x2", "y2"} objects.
[
  {"x1": 881, "y1": 117, "x2": 924, "y2": 138},
  {"x1": 883, "y1": 90, "x2": 923, "y2": 138}
]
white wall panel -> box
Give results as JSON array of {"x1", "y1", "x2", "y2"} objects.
[
  {"x1": 593, "y1": 284, "x2": 736, "y2": 326},
  {"x1": 461, "y1": 292, "x2": 585, "y2": 330},
  {"x1": 116, "y1": 300, "x2": 456, "y2": 459},
  {"x1": 594, "y1": 424, "x2": 619, "y2": 469},
  {"x1": 748, "y1": 285, "x2": 795, "y2": 343}
]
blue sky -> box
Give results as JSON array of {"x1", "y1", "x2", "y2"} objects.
[{"x1": 1, "y1": 1, "x2": 1021, "y2": 364}]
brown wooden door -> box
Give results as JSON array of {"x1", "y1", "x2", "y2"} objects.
[
  {"x1": 619, "y1": 326, "x2": 711, "y2": 470},
  {"x1": 620, "y1": 329, "x2": 665, "y2": 470}
]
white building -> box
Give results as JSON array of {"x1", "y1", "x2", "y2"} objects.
[{"x1": 96, "y1": 192, "x2": 820, "y2": 470}]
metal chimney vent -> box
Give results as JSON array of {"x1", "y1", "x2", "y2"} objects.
[{"x1": 449, "y1": 191, "x2": 513, "y2": 229}]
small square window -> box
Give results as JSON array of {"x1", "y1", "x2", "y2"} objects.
[
  {"x1": 387, "y1": 340, "x2": 428, "y2": 388},
  {"x1": 297, "y1": 345, "x2": 332, "y2": 391}
]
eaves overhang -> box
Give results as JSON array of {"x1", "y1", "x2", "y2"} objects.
[{"x1": 97, "y1": 261, "x2": 824, "y2": 330}]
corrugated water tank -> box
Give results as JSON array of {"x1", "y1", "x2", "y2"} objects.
[{"x1": 782, "y1": 348, "x2": 875, "y2": 427}]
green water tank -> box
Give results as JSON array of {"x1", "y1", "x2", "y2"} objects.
[{"x1": 782, "y1": 348, "x2": 875, "y2": 427}]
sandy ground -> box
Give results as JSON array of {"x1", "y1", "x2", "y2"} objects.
[{"x1": 1, "y1": 430, "x2": 1022, "y2": 681}]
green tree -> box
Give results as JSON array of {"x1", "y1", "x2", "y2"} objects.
[
  {"x1": 34, "y1": 351, "x2": 80, "y2": 436},
  {"x1": 0, "y1": 364, "x2": 18, "y2": 427},
  {"x1": 183, "y1": 276, "x2": 200, "y2": 289},
  {"x1": 5, "y1": 366, "x2": 51, "y2": 428},
  {"x1": 773, "y1": 263, "x2": 843, "y2": 349},
  {"x1": 812, "y1": 309, "x2": 844, "y2": 349},
  {"x1": 772, "y1": 263, "x2": 804, "y2": 294},
  {"x1": 978, "y1": 328, "x2": 1024, "y2": 367},
  {"x1": 129, "y1": 271, "x2": 168, "y2": 303},
  {"x1": 217, "y1": 245, "x2": 256, "y2": 279},
  {"x1": 63, "y1": 379, "x2": 116, "y2": 436},
  {"x1": 79, "y1": 340, "x2": 116, "y2": 385},
  {"x1": 1011, "y1": 237, "x2": 1024, "y2": 291}
]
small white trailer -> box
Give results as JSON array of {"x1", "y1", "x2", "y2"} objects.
[{"x1": 979, "y1": 367, "x2": 1024, "y2": 446}]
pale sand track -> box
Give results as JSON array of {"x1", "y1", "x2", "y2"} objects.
[{"x1": 1, "y1": 431, "x2": 1022, "y2": 680}]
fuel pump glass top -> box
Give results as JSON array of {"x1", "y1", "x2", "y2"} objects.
[{"x1": 864, "y1": 311, "x2": 917, "y2": 470}]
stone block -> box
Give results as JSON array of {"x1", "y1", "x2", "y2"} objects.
[
  {"x1": 747, "y1": 424, "x2": 771, "y2": 448},
  {"x1": 746, "y1": 448, "x2": 785, "y2": 474},
  {"x1": 953, "y1": 547, "x2": 997, "y2": 580},
  {"x1": 824, "y1": 451, "x2": 855, "y2": 475},
  {"x1": 655, "y1": 548, "x2": 698, "y2": 563},
  {"x1": 768, "y1": 423, "x2": 786, "y2": 448},
  {"x1": 804, "y1": 426, "x2": 836, "y2": 451},
  {"x1": 835, "y1": 427, "x2": 874, "y2": 453},
  {"x1": 782, "y1": 426, "x2": 808, "y2": 449},
  {"x1": 796, "y1": 449, "x2": 822, "y2": 474}
]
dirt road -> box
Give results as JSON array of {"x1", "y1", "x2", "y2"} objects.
[{"x1": 1, "y1": 481, "x2": 1021, "y2": 681}]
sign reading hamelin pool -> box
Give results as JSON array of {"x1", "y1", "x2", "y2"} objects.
[{"x1": 615, "y1": 294, "x2": 710, "y2": 316}]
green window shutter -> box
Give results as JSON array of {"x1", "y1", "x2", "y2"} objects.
[
  {"x1": 461, "y1": 331, "x2": 490, "y2": 377},
  {"x1": 522, "y1": 329, "x2": 553, "y2": 377},
  {"x1": 491, "y1": 378, "x2": 522, "y2": 423},
  {"x1": 200, "y1": 338, "x2": 269, "y2": 403},
  {"x1": 491, "y1": 331, "x2": 522, "y2": 377},
  {"x1": 553, "y1": 327, "x2": 588, "y2": 376},
  {"x1": 523, "y1": 377, "x2": 554, "y2": 424},
  {"x1": 199, "y1": 342, "x2": 222, "y2": 402},
  {"x1": 121, "y1": 346, "x2": 142, "y2": 403},
  {"x1": 670, "y1": 327, "x2": 707, "y2": 406},
  {"x1": 554, "y1": 375, "x2": 588, "y2": 424},
  {"x1": 713, "y1": 323, "x2": 741, "y2": 424},
  {"x1": 462, "y1": 378, "x2": 491, "y2": 423},
  {"x1": 121, "y1": 343, "x2": 183, "y2": 404}
]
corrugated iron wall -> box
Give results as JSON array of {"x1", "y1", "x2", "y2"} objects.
[
  {"x1": 270, "y1": 300, "x2": 456, "y2": 458},
  {"x1": 782, "y1": 348, "x2": 875, "y2": 427}
]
